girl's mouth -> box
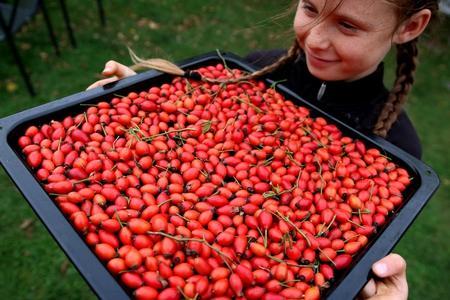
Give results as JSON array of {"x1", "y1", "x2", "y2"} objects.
[{"x1": 306, "y1": 50, "x2": 339, "y2": 67}]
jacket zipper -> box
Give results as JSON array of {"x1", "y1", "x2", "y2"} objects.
[{"x1": 317, "y1": 82, "x2": 327, "y2": 102}]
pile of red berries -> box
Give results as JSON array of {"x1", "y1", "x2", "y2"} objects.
[{"x1": 18, "y1": 63, "x2": 411, "y2": 299}]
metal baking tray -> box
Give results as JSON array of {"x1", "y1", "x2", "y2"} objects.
[{"x1": 0, "y1": 51, "x2": 440, "y2": 299}]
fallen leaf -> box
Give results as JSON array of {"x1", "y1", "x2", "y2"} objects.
[
  {"x1": 20, "y1": 42, "x2": 32, "y2": 51},
  {"x1": 442, "y1": 177, "x2": 450, "y2": 186},
  {"x1": 19, "y1": 218, "x2": 35, "y2": 230},
  {"x1": 6, "y1": 80, "x2": 18, "y2": 93},
  {"x1": 148, "y1": 20, "x2": 160, "y2": 30},
  {"x1": 137, "y1": 18, "x2": 160, "y2": 30},
  {"x1": 137, "y1": 18, "x2": 147, "y2": 27},
  {"x1": 117, "y1": 32, "x2": 126, "y2": 40},
  {"x1": 20, "y1": 218, "x2": 35, "y2": 238},
  {"x1": 60, "y1": 259, "x2": 70, "y2": 276},
  {"x1": 40, "y1": 51, "x2": 49, "y2": 61}
]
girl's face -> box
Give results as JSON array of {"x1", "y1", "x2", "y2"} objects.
[{"x1": 294, "y1": 0, "x2": 400, "y2": 82}]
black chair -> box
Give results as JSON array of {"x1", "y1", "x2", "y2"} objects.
[
  {"x1": 0, "y1": 0, "x2": 60, "y2": 96},
  {"x1": 59, "y1": 0, "x2": 106, "y2": 49}
]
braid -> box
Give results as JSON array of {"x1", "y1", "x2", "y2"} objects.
[
  {"x1": 373, "y1": 39, "x2": 419, "y2": 137},
  {"x1": 234, "y1": 39, "x2": 302, "y2": 82},
  {"x1": 128, "y1": 41, "x2": 302, "y2": 84}
]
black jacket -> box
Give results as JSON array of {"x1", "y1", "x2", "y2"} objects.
[{"x1": 245, "y1": 50, "x2": 422, "y2": 159}]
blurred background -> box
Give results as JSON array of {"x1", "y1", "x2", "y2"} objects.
[{"x1": 0, "y1": 1, "x2": 448, "y2": 299}]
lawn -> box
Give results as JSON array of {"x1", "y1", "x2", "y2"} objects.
[{"x1": 0, "y1": 1, "x2": 449, "y2": 299}]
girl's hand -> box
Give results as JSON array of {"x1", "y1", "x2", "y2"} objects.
[
  {"x1": 358, "y1": 253, "x2": 408, "y2": 300},
  {"x1": 86, "y1": 60, "x2": 136, "y2": 90}
]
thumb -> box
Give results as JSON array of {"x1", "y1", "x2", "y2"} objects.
[
  {"x1": 372, "y1": 253, "x2": 407, "y2": 278},
  {"x1": 102, "y1": 60, "x2": 136, "y2": 78},
  {"x1": 101, "y1": 60, "x2": 118, "y2": 76},
  {"x1": 370, "y1": 253, "x2": 408, "y2": 300}
]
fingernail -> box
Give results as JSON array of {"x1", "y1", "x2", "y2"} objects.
[
  {"x1": 102, "y1": 67, "x2": 111, "y2": 73},
  {"x1": 374, "y1": 262, "x2": 387, "y2": 275}
]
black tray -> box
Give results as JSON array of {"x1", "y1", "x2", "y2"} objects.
[{"x1": 0, "y1": 51, "x2": 440, "y2": 299}]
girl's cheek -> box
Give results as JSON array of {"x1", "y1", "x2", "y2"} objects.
[
  {"x1": 293, "y1": 11, "x2": 309, "y2": 35},
  {"x1": 294, "y1": 20, "x2": 305, "y2": 31},
  {"x1": 293, "y1": 15, "x2": 314, "y2": 45},
  {"x1": 295, "y1": 29, "x2": 308, "y2": 49}
]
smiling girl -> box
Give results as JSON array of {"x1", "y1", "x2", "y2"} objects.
[
  {"x1": 88, "y1": 1, "x2": 438, "y2": 298},
  {"x1": 244, "y1": 0, "x2": 437, "y2": 161}
]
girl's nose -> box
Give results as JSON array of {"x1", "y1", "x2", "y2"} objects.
[{"x1": 305, "y1": 24, "x2": 331, "y2": 50}]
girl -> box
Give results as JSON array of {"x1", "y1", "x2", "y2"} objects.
[{"x1": 88, "y1": 0, "x2": 438, "y2": 298}]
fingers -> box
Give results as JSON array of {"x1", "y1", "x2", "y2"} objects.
[
  {"x1": 87, "y1": 60, "x2": 137, "y2": 90},
  {"x1": 359, "y1": 278, "x2": 377, "y2": 299},
  {"x1": 358, "y1": 254, "x2": 408, "y2": 299},
  {"x1": 86, "y1": 76, "x2": 119, "y2": 90},
  {"x1": 102, "y1": 60, "x2": 136, "y2": 78},
  {"x1": 369, "y1": 253, "x2": 408, "y2": 300},
  {"x1": 372, "y1": 253, "x2": 407, "y2": 278}
]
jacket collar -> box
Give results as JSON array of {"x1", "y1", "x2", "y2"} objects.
[{"x1": 292, "y1": 54, "x2": 388, "y2": 109}]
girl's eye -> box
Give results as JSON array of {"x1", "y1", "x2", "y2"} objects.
[
  {"x1": 301, "y1": 2, "x2": 317, "y2": 15},
  {"x1": 339, "y1": 22, "x2": 358, "y2": 32}
]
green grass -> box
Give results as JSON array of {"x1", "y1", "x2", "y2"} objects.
[{"x1": 0, "y1": 1, "x2": 448, "y2": 299}]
